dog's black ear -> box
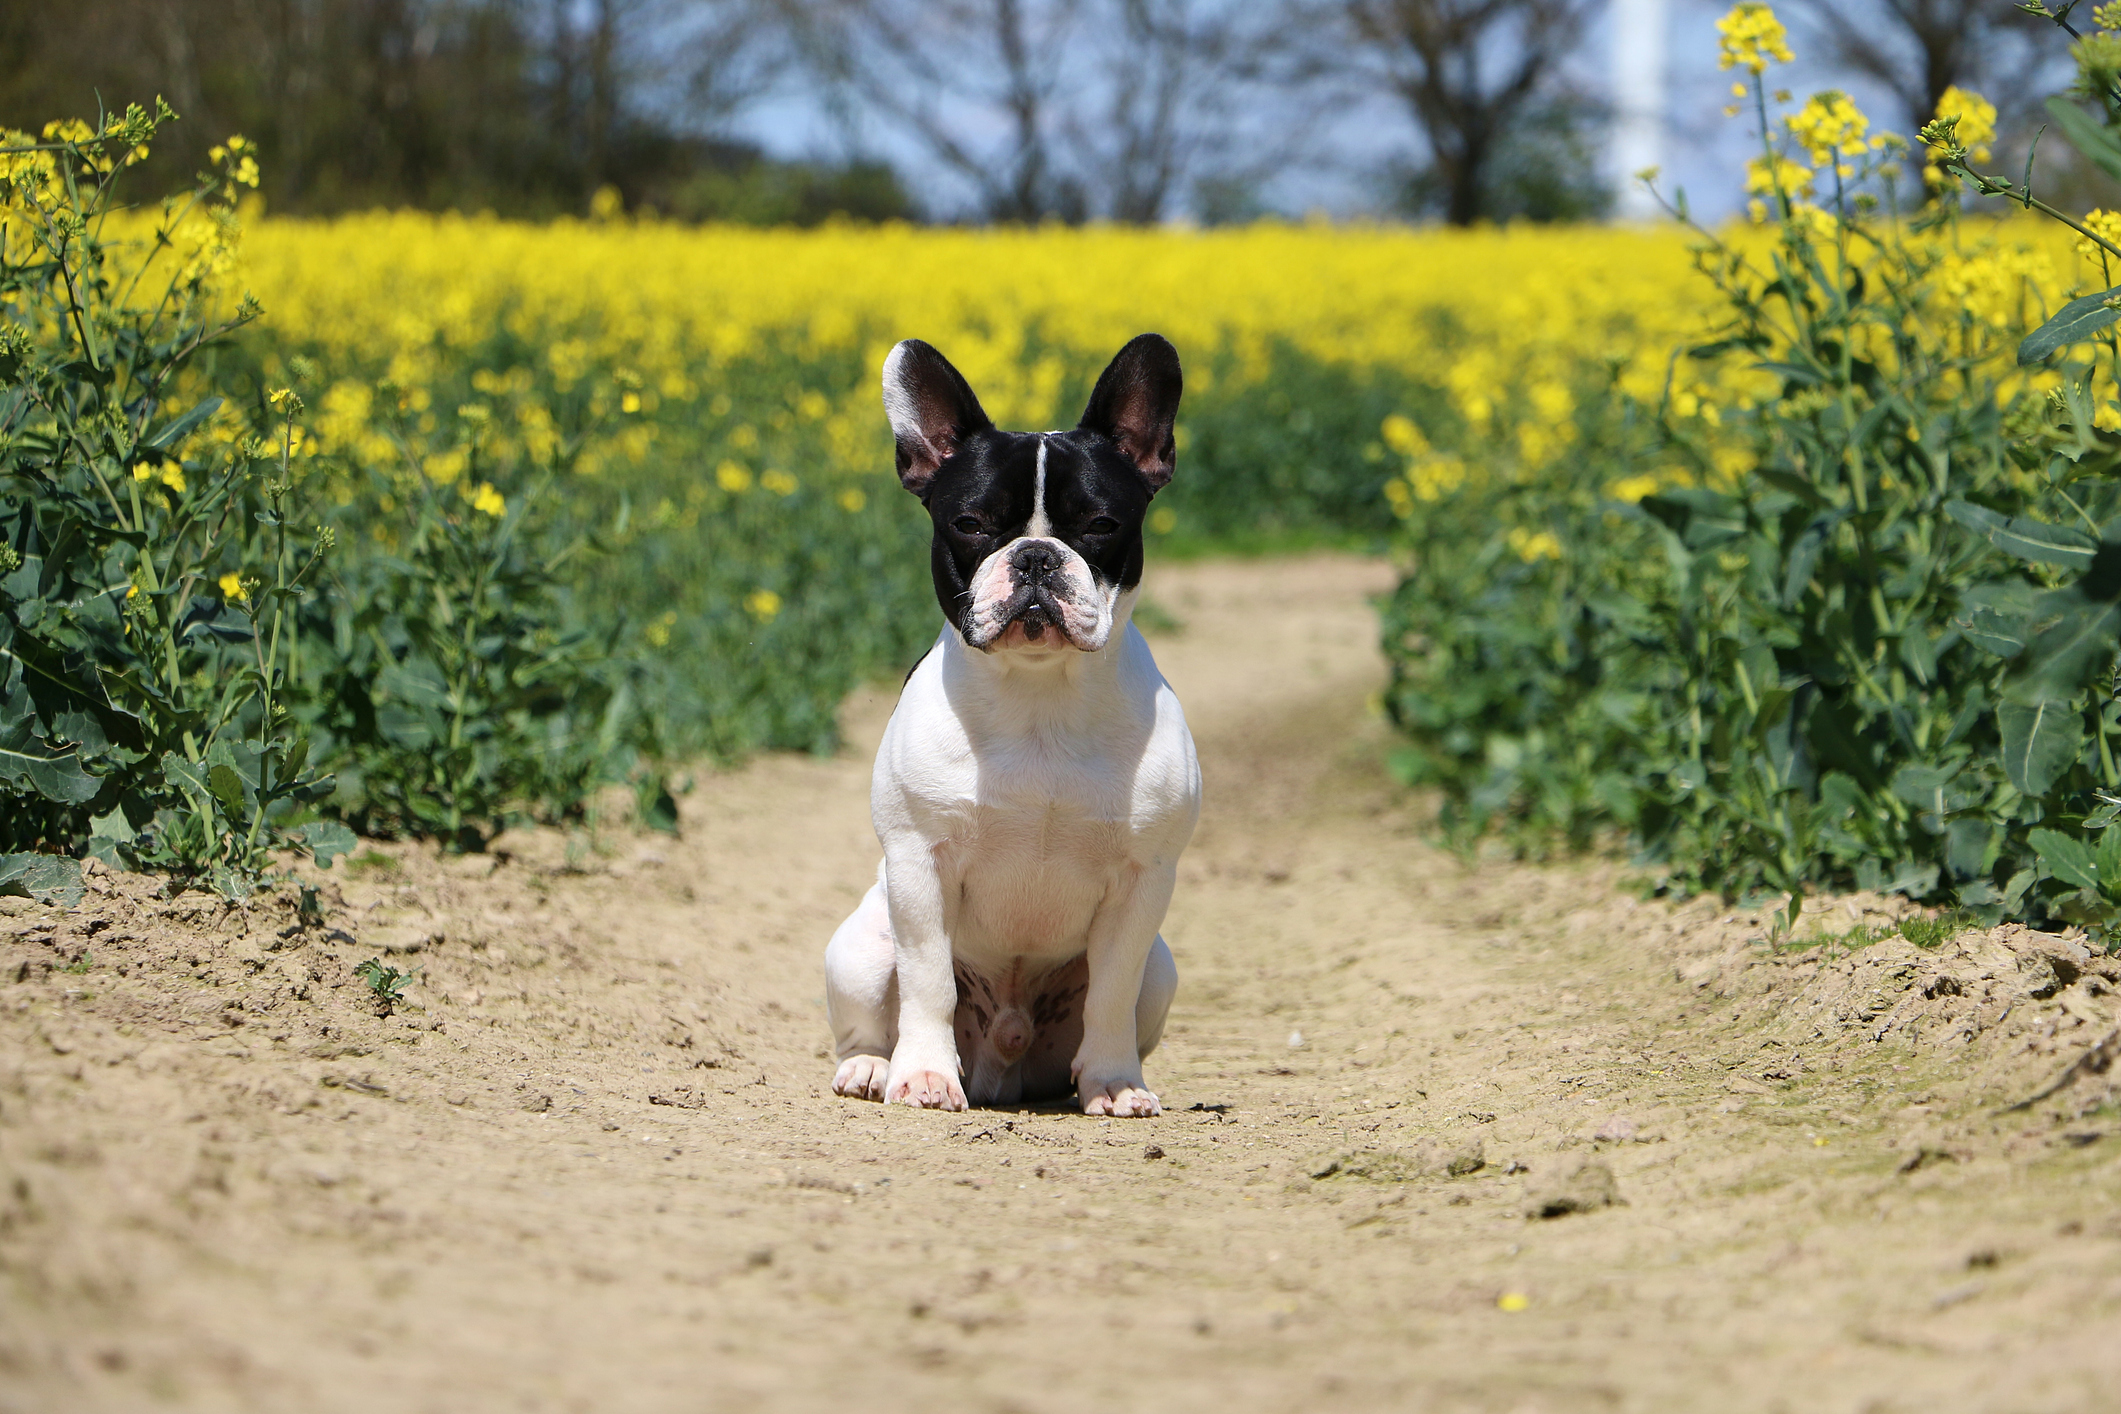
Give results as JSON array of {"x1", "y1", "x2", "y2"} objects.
[
  {"x1": 882, "y1": 339, "x2": 992, "y2": 496},
  {"x1": 1077, "y1": 333, "x2": 1182, "y2": 491}
]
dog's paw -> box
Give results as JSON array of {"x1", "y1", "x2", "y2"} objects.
[
  {"x1": 886, "y1": 1067, "x2": 967, "y2": 1111},
  {"x1": 832, "y1": 1054, "x2": 890, "y2": 1102},
  {"x1": 1079, "y1": 1077, "x2": 1161, "y2": 1117}
]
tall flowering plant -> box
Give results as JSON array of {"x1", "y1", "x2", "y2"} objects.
[
  {"x1": 1382, "y1": 3, "x2": 2120, "y2": 937},
  {"x1": 0, "y1": 106, "x2": 350, "y2": 899}
]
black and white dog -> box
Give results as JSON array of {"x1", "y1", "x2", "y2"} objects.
[{"x1": 823, "y1": 334, "x2": 1199, "y2": 1116}]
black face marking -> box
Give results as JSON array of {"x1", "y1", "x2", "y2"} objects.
[{"x1": 921, "y1": 429, "x2": 1149, "y2": 640}]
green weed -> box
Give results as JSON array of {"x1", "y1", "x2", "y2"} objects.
[{"x1": 353, "y1": 957, "x2": 415, "y2": 1005}]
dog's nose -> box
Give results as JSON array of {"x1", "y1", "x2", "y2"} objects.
[{"x1": 1011, "y1": 541, "x2": 1059, "y2": 581}]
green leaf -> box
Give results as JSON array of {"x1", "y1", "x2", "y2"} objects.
[
  {"x1": 1754, "y1": 467, "x2": 1832, "y2": 510},
  {"x1": 2096, "y1": 824, "x2": 2121, "y2": 894},
  {"x1": 2029, "y1": 826, "x2": 2101, "y2": 891},
  {"x1": 2008, "y1": 565, "x2": 2121, "y2": 706},
  {"x1": 0, "y1": 725, "x2": 100, "y2": 803},
  {"x1": 0, "y1": 853, "x2": 84, "y2": 907},
  {"x1": 2046, "y1": 96, "x2": 2121, "y2": 185},
  {"x1": 207, "y1": 763, "x2": 247, "y2": 814},
  {"x1": 1890, "y1": 763, "x2": 1957, "y2": 813},
  {"x1": 1781, "y1": 512, "x2": 1841, "y2": 608},
  {"x1": 142, "y1": 395, "x2": 224, "y2": 452},
  {"x1": 1944, "y1": 500, "x2": 2098, "y2": 566},
  {"x1": 300, "y1": 820, "x2": 358, "y2": 869},
  {"x1": 1992, "y1": 519, "x2": 2098, "y2": 568},
  {"x1": 161, "y1": 752, "x2": 211, "y2": 801},
  {"x1": 84, "y1": 805, "x2": 137, "y2": 869},
  {"x1": 1998, "y1": 700, "x2": 2084, "y2": 796},
  {"x1": 1958, "y1": 603, "x2": 2029, "y2": 657},
  {"x1": 2017, "y1": 284, "x2": 2121, "y2": 365}
]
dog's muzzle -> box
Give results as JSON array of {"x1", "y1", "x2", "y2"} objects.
[{"x1": 963, "y1": 536, "x2": 1109, "y2": 652}]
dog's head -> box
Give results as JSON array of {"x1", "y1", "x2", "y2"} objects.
[{"x1": 882, "y1": 333, "x2": 1182, "y2": 656}]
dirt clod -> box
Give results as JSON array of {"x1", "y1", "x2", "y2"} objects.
[{"x1": 1523, "y1": 1157, "x2": 1622, "y2": 1219}]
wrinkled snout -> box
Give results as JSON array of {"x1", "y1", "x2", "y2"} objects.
[{"x1": 963, "y1": 535, "x2": 1115, "y2": 653}]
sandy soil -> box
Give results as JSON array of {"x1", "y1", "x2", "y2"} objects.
[{"x1": 4, "y1": 553, "x2": 2119, "y2": 1414}]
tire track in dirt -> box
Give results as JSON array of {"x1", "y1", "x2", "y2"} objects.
[{"x1": 3, "y1": 554, "x2": 2118, "y2": 1414}]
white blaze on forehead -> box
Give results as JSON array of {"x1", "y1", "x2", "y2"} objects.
[{"x1": 1026, "y1": 434, "x2": 1052, "y2": 538}]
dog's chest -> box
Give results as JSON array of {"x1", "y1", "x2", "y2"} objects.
[{"x1": 949, "y1": 736, "x2": 1139, "y2": 959}]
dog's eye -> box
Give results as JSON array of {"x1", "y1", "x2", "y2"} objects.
[
  {"x1": 1085, "y1": 516, "x2": 1120, "y2": 535},
  {"x1": 951, "y1": 515, "x2": 984, "y2": 535}
]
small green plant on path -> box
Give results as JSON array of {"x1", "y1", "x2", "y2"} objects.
[{"x1": 353, "y1": 957, "x2": 415, "y2": 1011}]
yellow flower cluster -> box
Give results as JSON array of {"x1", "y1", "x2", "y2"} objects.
[
  {"x1": 1717, "y1": 2, "x2": 1793, "y2": 74},
  {"x1": 1786, "y1": 91, "x2": 1887, "y2": 178},
  {"x1": 2076, "y1": 209, "x2": 2121, "y2": 265}
]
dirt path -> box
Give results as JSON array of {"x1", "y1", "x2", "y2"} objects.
[{"x1": 4, "y1": 554, "x2": 2119, "y2": 1414}]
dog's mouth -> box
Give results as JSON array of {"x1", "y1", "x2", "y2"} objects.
[
  {"x1": 1015, "y1": 602, "x2": 1054, "y2": 642},
  {"x1": 975, "y1": 583, "x2": 1083, "y2": 651}
]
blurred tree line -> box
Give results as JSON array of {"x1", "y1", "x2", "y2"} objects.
[
  {"x1": 0, "y1": 0, "x2": 2044, "y2": 226},
  {"x1": 0, "y1": 0, "x2": 910, "y2": 221}
]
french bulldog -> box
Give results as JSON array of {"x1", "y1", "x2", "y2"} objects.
[{"x1": 823, "y1": 333, "x2": 1199, "y2": 1116}]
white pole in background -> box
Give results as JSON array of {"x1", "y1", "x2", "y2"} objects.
[{"x1": 1611, "y1": 0, "x2": 1669, "y2": 220}]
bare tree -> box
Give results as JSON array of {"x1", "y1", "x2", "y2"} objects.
[
  {"x1": 1316, "y1": 0, "x2": 1599, "y2": 226},
  {"x1": 772, "y1": 0, "x2": 1299, "y2": 223},
  {"x1": 1063, "y1": 0, "x2": 1305, "y2": 223},
  {"x1": 773, "y1": 0, "x2": 1077, "y2": 221},
  {"x1": 1789, "y1": 0, "x2": 2043, "y2": 133},
  {"x1": 649, "y1": 0, "x2": 789, "y2": 133}
]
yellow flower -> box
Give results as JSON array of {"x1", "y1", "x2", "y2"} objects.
[
  {"x1": 1607, "y1": 473, "x2": 1661, "y2": 503},
  {"x1": 158, "y1": 464, "x2": 186, "y2": 495},
  {"x1": 469, "y1": 482, "x2": 506, "y2": 517},
  {"x1": 1744, "y1": 152, "x2": 1814, "y2": 199},
  {"x1": 1717, "y1": 3, "x2": 1793, "y2": 74},
  {"x1": 218, "y1": 572, "x2": 248, "y2": 601},
  {"x1": 645, "y1": 610, "x2": 678, "y2": 647},
  {"x1": 837, "y1": 487, "x2": 867, "y2": 513},
  {"x1": 621, "y1": 392, "x2": 642, "y2": 414},
  {"x1": 717, "y1": 461, "x2": 753, "y2": 492},
  {"x1": 744, "y1": 588, "x2": 781, "y2": 622},
  {"x1": 1497, "y1": 1292, "x2": 1530, "y2": 1312},
  {"x1": 1148, "y1": 507, "x2": 1178, "y2": 535},
  {"x1": 1506, "y1": 526, "x2": 1561, "y2": 562},
  {"x1": 760, "y1": 469, "x2": 799, "y2": 496},
  {"x1": 1380, "y1": 412, "x2": 1428, "y2": 455}
]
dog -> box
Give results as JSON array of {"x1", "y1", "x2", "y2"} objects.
[{"x1": 823, "y1": 333, "x2": 1199, "y2": 1117}]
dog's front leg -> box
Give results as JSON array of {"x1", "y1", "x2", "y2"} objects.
[
  {"x1": 883, "y1": 837, "x2": 968, "y2": 1111},
  {"x1": 1073, "y1": 862, "x2": 1177, "y2": 1117}
]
